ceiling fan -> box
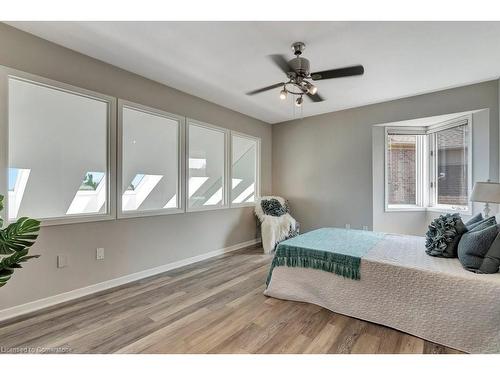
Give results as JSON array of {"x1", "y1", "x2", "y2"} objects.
[{"x1": 246, "y1": 42, "x2": 364, "y2": 107}]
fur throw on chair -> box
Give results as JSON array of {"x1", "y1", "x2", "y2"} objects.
[{"x1": 255, "y1": 196, "x2": 299, "y2": 254}]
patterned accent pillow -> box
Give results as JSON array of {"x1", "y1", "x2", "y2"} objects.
[
  {"x1": 425, "y1": 213, "x2": 467, "y2": 258},
  {"x1": 261, "y1": 198, "x2": 287, "y2": 217},
  {"x1": 458, "y1": 224, "x2": 500, "y2": 273}
]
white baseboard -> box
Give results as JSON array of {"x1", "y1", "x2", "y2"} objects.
[{"x1": 0, "y1": 238, "x2": 261, "y2": 323}]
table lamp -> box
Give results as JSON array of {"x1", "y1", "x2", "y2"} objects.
[{"x1": 470, "y1": 181, "x2": 500, "y2": 218}]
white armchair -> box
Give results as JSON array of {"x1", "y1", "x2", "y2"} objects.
[{"x1": 255, "y1": 196, "x2": 299, "y2": 254}]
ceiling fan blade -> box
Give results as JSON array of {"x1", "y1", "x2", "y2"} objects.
[
  {"x1": 269, "y1": 54, "x2": 294, "y2": 74},
  {"x1": 306, "y1": 92, "x2": 325, "y2": 103},
  {"x1": 246, "y1": 82, "x2": 284, "y2": 96},
  {"x1": 310, "y1": 65, "x2": 364, "y2": 81}
]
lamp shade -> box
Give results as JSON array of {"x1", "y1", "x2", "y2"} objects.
[{"x1": 470, "y1": 182, "x2": 500, "y2": 203}]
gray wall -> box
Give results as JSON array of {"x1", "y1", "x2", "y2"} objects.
[
  {"x1": 273, "y1": 80, "x2": 499, "y2": 233},
  {"x1": 0, "y1": 24, "x2": 272, "y2": 310}
]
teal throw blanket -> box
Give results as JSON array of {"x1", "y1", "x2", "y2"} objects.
[{"x1": 266, "y1": 228, "x2": 385, "y2": 285}]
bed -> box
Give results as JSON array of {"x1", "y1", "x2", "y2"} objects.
[{"x1": 264, "y1": 228, "x2": 500, "y2": 353}]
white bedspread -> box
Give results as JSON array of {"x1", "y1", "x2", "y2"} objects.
[{"x1": 265, "y1": 233, "x2": 500, "y2": 353}]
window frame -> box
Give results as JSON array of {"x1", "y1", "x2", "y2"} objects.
[
  {"x1": 185, "y1": 118, "x2": 230, "y2": 213},
  {"x1": 384, "y1": 127, "x2": 426, "y2": 212},
  {"x1": 0, "y1": 66, "x2": 117, "y2": 226},
  {"x1": 229, "y1": 130, "x2": 261, "y2": 208},
  {"x1": 427, "y1": 116, "x2": 473, "y2": 215},
  {"x1": 0, "y1": 66, "x2": 263, "y2": 227},
  {"x1": 384, "y1": 115, "x2": 472, "y2": 214},
  {"x1": 117, "y1": 99, "x2": 185, "y2": 219}
]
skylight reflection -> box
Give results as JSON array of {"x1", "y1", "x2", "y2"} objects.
[
  {"x1": 67, "y1": 171, "x2": 106, "y2": 215},
  {"x1": 8, "y1": 168, "x2": 31, "y2": 220},
  {"x1": 164, "y1": 194, "x2": 177, "y2": 208},
  {"x1": 204, "y1": 188, "x2": 223, "y2": 206},
  {"x1": 232, "y1": 178, "x2": 242, "y2": 189},
  {"x1": 233, "y1": 183, "x2": 255, "y2": 204},
  {"x1": 189, "y1": 158, "x2": 206, "y2": 170},
  {"x1": 122, "y1": 174, "x2": 163, "y2": 211},
  {"x1": 189, "y1": 176, "x2": 209, "y2": 198}
]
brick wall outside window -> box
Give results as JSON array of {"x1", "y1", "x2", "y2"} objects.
[
  {"x1": 387, "y1": 140, "x2": 416, "y2": 205},
  {"x1": 387, "y1": 126, "x2": 468, "y2": 208}
]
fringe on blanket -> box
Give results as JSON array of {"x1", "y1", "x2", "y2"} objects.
[{"x1": 266, "y1": 248, "x2": 361, "y2": 286}]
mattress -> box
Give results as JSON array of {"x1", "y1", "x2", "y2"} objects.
[{"x1": 264, "y1": 233, "x2": 500, "y2": 353}]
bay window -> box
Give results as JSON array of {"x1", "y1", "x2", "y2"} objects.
[{"x1": 385, "y1": 117, "x2": 471, "y2": 213}]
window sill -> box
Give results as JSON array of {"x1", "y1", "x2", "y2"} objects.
[
  {"x1": 117, "y1": 208, "x2": 185, "y2": 220},
  {"x1": 230, "y1": 202, "x2": 256, "y2": 209},
  {"x1": 385, "y1": 206, "x2": 426, "y2": 213},
  {"x1": 427, "y1": 206, "x2": 471, "y2": 215},
  {"x1": 187, "y1": 201, "x2": 258, "y2": 213},
  {"x1": 32, "y1": 213, "x2": 116, "y2": 227},
  {"x1": 385, "y1": 206, "x2": 471, "y2": 215},
  {"x1": 186, "y1": 205, "x2": 230, "y2": 213}
]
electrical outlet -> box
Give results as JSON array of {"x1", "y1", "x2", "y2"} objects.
[
  {"x1": 57, "y1": 255, "x2": 68, "y2": 268},
  {"x1": 345, "y1": 224, "x2": 351, "y2": 230},
  {"x1": 363, "y1": 225, "x2": 369, "y2": 231},
  {"x1": 96, "y1": 248, "x2": 105, "y2": 260}
]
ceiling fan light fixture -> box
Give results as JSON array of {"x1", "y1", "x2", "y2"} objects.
[
  {"x1": 279, "y1": 88, "x2": 287, "y2": 100},
  {"x1": 295, "y1": 96, "x2": 303, "y2": 107},
  {"x1": 305, "y1": 82, "x2": 318, "y2": 95}
]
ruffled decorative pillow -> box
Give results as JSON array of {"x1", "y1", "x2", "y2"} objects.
[{"x1": 425, "y1": 213, "x2": 467, "y2": 258}]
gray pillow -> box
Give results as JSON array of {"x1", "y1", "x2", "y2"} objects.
[
  {"x1": 468, "y1": 216, "x2": 496, "y2": 232},
  {"x1": 465, "y1": 213, "x2": 483, "y2": 229},
  {"x1": 425, "y1": 213, "x2": 467, "y2": 258},
  {"x1": 478, "y1": 232, "x2": 500, "y2": 273},
  {"x1": 458, "y1": 223, "x2": 500, "y2": 273}
]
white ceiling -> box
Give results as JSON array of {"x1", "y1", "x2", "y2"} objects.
[{"x1": 7, "y1": 21, "x2": 500, "y2": 124}]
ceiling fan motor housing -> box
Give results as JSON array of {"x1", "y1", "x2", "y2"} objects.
[{"x1": 289, "y1": 57, "x2": 310, "y2": 77}]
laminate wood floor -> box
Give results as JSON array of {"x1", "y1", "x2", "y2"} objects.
[{"x1": 0, "y1": 246, "x2": 462, "y2": 354}]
